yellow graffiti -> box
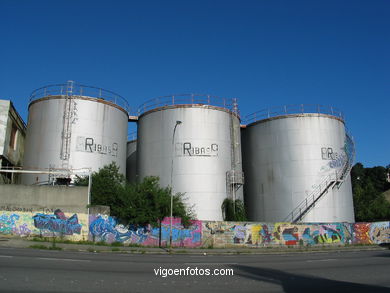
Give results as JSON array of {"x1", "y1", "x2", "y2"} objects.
[{"x1": 251, "y1": 225, "x2": 261, "y2": 244}]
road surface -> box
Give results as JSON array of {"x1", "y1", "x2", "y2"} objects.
[{"x1": 0, "y1": 247, "x2": 389, "y2": 292}]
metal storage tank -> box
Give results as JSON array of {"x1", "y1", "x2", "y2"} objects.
[
  {"x1": 22, "y1": 81, "x2": 128, "y2": 184},
  {"x1": 242, "y1": 105, "x2": 355, "y2": 223},
  {"x1": 126, "y1": 138, "x2": 137, "y2": 183},
  {"x1": 136, "y1": 94, "x2": 244, "y2": 221}
]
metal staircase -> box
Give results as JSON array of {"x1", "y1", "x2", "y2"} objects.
[{"x1": 283, "y1": 134, "x2": 355, "y2": 223}]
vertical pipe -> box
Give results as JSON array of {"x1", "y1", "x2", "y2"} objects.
[
  {"x1": 88, "y1": 170, "x2": 92, "y2": 217},
  {"x1": 170, "y1": 121, "x2": 182, "y2": 248}
]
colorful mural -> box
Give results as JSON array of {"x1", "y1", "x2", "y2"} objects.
[
  {"x1": 353, "y1": 222, "x2": 390, "y2": 245},
  {"x1": 369, "y1": 222, "x2": 390, "y2": 244},
  {"x1": 0, "y1": 213, "x2": 33, "y2": 235},
  {"x1": 0, "y1": 209, "x2": 88, "y2": 240},
  {"x1": 353, "y1": 223, "x2": 371, "y2": 244},
  {"x1": 33, "y1": 209, "x2": 82, "y2": 235},
  {"x1": 202, "y1": 221, "x2": 389, "y2": 248},
  {"x1": 0, "y1": 207, "x2": 389, "y2": 248},
  {"x1": 89, "y1": 215, "x2": 202, "y2": 247}
]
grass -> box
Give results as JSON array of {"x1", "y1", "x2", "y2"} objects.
[
  {"x1": 111, "y1": 247, "x2": 121, "y2": 252},
  {"x1": 29, "y1": 244, "x2": 62, "y2": 251},
  {"x1": 30, "y1": 237, "x2": 120, "y2": 247},
  {"x1": 127, "y1": 243, "x2": 143, "y2": 248}
]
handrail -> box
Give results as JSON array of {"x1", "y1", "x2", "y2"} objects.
[
  {"x1": 243, "y1": 104, "x2": 344, "y2": 125},
  {"x1": 29, "y1": 81, "x2": 130, "y2": 113},
  {"x1": 283, "y1": 133, "x2": 356, "y2": 222},
  {"x1": 137, "y1": 94, "x2": 240, "y2": 117}
]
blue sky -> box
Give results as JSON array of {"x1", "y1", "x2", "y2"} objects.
[{"x1": 0, "y1": 0, "x2": 388, "y2": 167}]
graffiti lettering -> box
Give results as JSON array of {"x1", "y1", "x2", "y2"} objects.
[
  {"x1": 33, "y1": 209, "x2": 82, "y2": 235},
  {"x1": 89, "y1": 215, "x2": 201, "y2": 247},
  {"x1": 0, "y1": 206, "x2": 33, "y2": 213}
]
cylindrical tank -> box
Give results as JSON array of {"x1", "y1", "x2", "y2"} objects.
[
  {"x1": 22, "y1": 81, "x2": 128, "y2": 184},
  {"x1": 136, "y1": 94, "x2": 243, "y2": 221},
  {"x1": 242, "y1": 105, "x2": 355, "y2": 223},
  {"x1": 126, "y1": 139, "x2": 137, "y2": 183}
]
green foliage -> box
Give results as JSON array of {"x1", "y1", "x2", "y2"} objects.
[
  {"x1": 115, "y1": 176, "x2": 194, "y2": 227},
  {"x1": 74, "y1": 162, "x2": 125, "y2": 207},
  {"x1": 221, "y1": 198, "x2": 247, "y2": 221},
  {"x1": 351, "y1": 163, "x2": 390, "y2": 222},
  {"x1": 75, "y1": 163, "x2": 193, "y2": 227}
]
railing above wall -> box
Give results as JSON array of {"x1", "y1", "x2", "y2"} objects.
[
  {"x1": 243, "y1": 104, "x2": 344, "y2": 125},
  {"x1": 29, "y1": 81, "x2": 130, "y2": 113},
  {"x1": 137, "y1": 94, "x2": 240, "y2": 117}
]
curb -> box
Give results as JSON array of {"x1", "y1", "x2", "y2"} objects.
[{"x1": 0, "y1": 237, "x2": 387, "y2": 255}]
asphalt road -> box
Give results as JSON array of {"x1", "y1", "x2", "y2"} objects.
[{"x1": 0, "y1": 247, "x2": 389, "y2": 293}]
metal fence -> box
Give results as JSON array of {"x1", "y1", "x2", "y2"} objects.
[
  {"x1": 29, "y1": 81, "x2": 130, "y2": 113},
  {"x1": 243, "y1": 104, "x2": 344, "y2": 125},
  {"x1": 137, "y1": 94, "x2": 239, "y2": 116}
]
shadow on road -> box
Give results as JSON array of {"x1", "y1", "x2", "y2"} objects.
[{"x1": 232, "y1": 265, "x2": 390, "y2": 292}]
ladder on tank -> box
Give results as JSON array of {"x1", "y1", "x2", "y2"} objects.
[
  {"x1": 227, "y1": 98, "x2": 244, "y2": 201},
  {"x1": 283, "y1": 134, "x2": 355, "y2": 223},
  {"x1": 59, "y1": 81, "x2": 77, "y2": 171}
]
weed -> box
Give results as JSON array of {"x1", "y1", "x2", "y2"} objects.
[
  {"x1": 49, "y1": 246, "x2": 62, "y2": 251},
  {"x1": 127, "y1": 243, "x2": 143, "y2": 248},
  {"x1": 29, "y1": 244, "x2": 49, "y2": 249}
]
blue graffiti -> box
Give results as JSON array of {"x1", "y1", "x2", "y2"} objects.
[
  {"x1": 260, "y1": 224, "x2": 273, "y2": 243},
  {"x1": 302, "y1": 227, "x2": 314, "y2": 245},
  {"x1": 33, "y1": 209, "x2": 82, "y2": 235},
  {"x1": 89, "y1": 215, "x2": 137, "y2": 242},
  {"x1": 154, "y1": 225, "x2": 200, "y2": 243},
  {"x1": 0, "y1": 214, "x2": 20, "y2": 234},
  {"x1": 329, "y1": 154, "x2": 346, "y2": 169}
]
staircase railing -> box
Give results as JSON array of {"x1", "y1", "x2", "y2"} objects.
[{"x1": 283, "y1": 133, "x2": 355, "y2": 223}]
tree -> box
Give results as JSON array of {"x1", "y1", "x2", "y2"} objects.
[
  {"x1": 75, "y1": 165, "x2": 193, "y2": 227},
  {"x1": 74, "y1": 162, "x2": 125, "y2": 207},
  {"x1": 221, "y1": 198, "x2": 247, "y2": 221},
  {"x1": 351, "y1": 163, "x2": 390, "y2": 222},
  {"x1": 114, "y1": 176, "x2": 193, "y2": 227}
]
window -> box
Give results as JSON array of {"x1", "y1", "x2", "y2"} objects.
[{"x1": 9, "y1": 123, "x2": 17, "y2": 150}]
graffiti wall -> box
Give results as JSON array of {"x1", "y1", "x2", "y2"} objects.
[
  {"x1": 202, "y1": 221, "x2": 388, "y2": 248},
  {"x1": 353, "y1": 222, "x2": 390, "y2": 245},
  {"x1": 1, "y1": 207, "x2": 389, "y2": 247},
  {"x1": 89, "y1": 215, "x2": 202, "y2": 247},
  {"x1": 0, "y1": 209, "x2": 88, "y2": 241}
]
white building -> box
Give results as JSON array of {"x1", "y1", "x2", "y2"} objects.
[{"x1": 0, "y1": 100, "x2": 26, "y2": 183}]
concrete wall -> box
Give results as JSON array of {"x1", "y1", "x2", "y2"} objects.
[
  {"x1": 0, "y1": 185, "x2": 388, "y2": 247},
  {"x1": 0, "y1": 185, "x2": 88, "y2": 214},
  {"x1": 87, "y1": 216, "x2": 390, "y2": 248},
  {"x1": 0, "y1": 185, "x2": 89, "y2": 240}
]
